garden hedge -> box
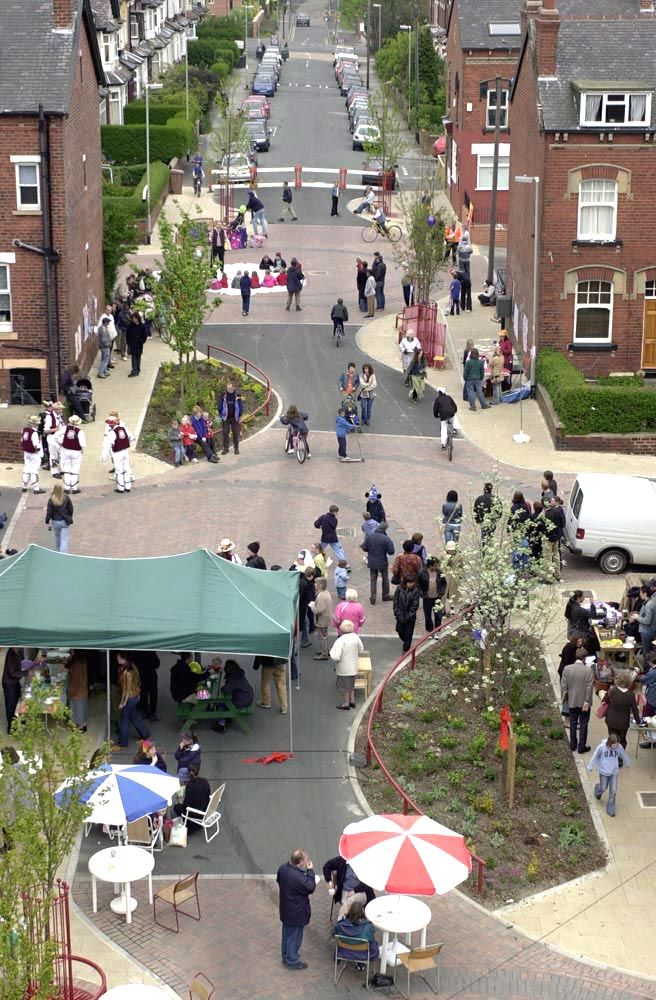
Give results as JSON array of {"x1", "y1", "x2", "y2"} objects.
[
  {"x1": 187, "y1": 39, "x2": 221, "y2": 69},
  {"x1": 102, "y1": 161, "x2": 170, "y2": 222},
  {"x1": 210, "y1": 60, "x2": 230, "y2": 82},
  {"x1": 123, "y1": 103, "x2": 185, "y2": 126},
  {"x1": 101, "y1": 120, "x2": 194, "y2": 165},
  {"x1": 536, "y1": 348, "x2": 656, "y2": 434}
]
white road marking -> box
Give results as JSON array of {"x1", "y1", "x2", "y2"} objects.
[{"x1": 401, "y1": 166, "x2": 408, "y2": 176}]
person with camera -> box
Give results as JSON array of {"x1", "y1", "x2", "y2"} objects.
[{"x1": 276, "y1": 849, "x2": 317, "y2": 970}]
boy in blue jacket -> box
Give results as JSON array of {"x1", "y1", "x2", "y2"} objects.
[{"x1": 336, "y1": 407, "x2": 355, "y2": 460}]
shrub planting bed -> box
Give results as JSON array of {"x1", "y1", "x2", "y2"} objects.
[{"x1": 356, "y1": 628, "x2": 606, "y2": 907}]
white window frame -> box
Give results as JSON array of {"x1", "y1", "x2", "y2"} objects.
[
  {"x1": 580, "y1": 91, "x2": 651, "y2": 127},
  {"x1": 577, "y1": 178, "x2": 618, "y2": 241},
  {"x1": 108, "y1": 89, "x2": 122, "y2": 125},
  {"x1": 102, "y1": 32, "x2": 114, "y2": 64},
  {"x1": 0, "y1": 254, "x2": 15, "y2": 334},
  {"x1": 10, "y1": 155, "x2": 41, "y2": 210},
  {"x1": 646, "y1": 280, "x2": 656, "y2": 299},
  {"x1": 475, "y1": 154, "x2": 509, "y2": 190},
  {"x1": 573, "y1": 280, "x2": 614, "y2": 344},
  {"x1": 130, "y1": 17, "x2": 140, "y2": 42},
  {"x1": 486, "y1": 88, "x2": 508, "y2": 129}
]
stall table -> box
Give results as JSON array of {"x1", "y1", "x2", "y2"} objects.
[
  {"x1": 593, "y1": 627, "x2": 635, "y2": 672},
  {"x1": 365, "y1": 895, "x2": 432, "y2": 974}
]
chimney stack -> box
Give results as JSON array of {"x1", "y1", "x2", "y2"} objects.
[
  {"x1": 53, "y1": 0, "x2": 75, "y2": 29},
  {"x1": 640, "y1": 0, "x2": 655, "y2": 13},
  {"x1": 520, "y1": 0, "x2": 543, "y2": 38},
  {"x1": 535, "y1": 0, "x2": 560, "y2": 76}
]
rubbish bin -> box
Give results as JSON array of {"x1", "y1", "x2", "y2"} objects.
[{"x1": 170, "y1": 168, "x2": 183, "y2": 195}]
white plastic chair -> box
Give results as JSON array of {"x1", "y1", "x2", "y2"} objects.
[{"x1": 182, "y1": 783, "x2": 225, "y2": 843}]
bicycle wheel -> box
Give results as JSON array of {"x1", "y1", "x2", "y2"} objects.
[
  {"x1": 295, "y1": 435, "x2": 308, "y2": 464},
  {"x1": 361, "y1": 225, "x2": 377, "y2": 244},
  {"x1": 387, "y1": 224, "x2": 402, "y2": 243},
  {"x1": 335, "y1": 324, "x2": 344, "y2": 347},
  {"x1": 284, "y1": 430, "x2": 292, "y2": 454},
  {"x1": 447, "y1": 427, "x2": 454, "y2": 463}
]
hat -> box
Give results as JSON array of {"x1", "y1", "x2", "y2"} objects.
[
  {"x1": 140, "y1": 740, "x2": 153, "y2": 751},
  {"x1": 436, "y1": 386, "x2": 447, "y2": 395},
  {"x1": 218, "y1": 538, "x2": 235, "y2": 554},
  {"x1": 366, "y1": 485, "x2": 379, "y2": 501},
  {"x1": 106, "y1": 414, "x2": 119, "y2": 425},
  {"x1": 28, "y1": 415, "x2": 40, "y2": 426},
  {"x1": 100, "y1": 316, "x2": 110, "y2": 324},
  {"x1": 445, "y1": 540, "x2": 457, "y2": 553},
  {"x1": 247, "y1": 541, "x2": 260, "y2": 555},
  {"x1": 52, "y1": 401, "x2": 64, "y2": 410},
  {"x1": 68, "y1": 415, "x2": 82, "y2": 426}
]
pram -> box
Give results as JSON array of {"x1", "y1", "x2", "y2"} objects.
[
  {"x1": 341, "y1": 393, "x2": 361, "y2": 431},
  {"x1": 74, "y1": 376, "x2": 96, "y2": 422}
]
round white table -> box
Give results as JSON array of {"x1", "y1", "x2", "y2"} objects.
[
  {"x1": 89, "y1": 845, "x2": 154, "y2": 925},
  {"x1": 101, "y1": 986, "x2": 170, "y2": 999},
  {"x1": 365, "y1": 895, "x2": 432, "y2": 974}
]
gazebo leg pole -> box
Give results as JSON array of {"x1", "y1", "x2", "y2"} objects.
[
  {"x1": 106, "y1": 649, "x2": 111, "y2": 748},
  {"x1": 287, "y1": 629, "x2": 294, "y2": 756}
]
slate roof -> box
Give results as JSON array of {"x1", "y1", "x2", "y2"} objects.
[
  {"x1": 0, "y1": 0, "x2": 104, "y2": 115},
  {"x1": 453, "y1": 0, "x2": 524, "y2": 50},
  {"x1": 89, "y1": 0, "x2": 119, "y2": 31},
  {"x1": 538, "y1": 19, "x2": 656, "y2": 130}
]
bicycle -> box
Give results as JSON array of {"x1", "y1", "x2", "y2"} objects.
[
  {"x1": 193, "y1": 174, "x2": 203, "y2": 197},
  {"x1": 333, "y1": 322, "x2": 344, "y2": 347},
  {"x1": 361, "y1": 219, "x2": 402, "y2": 244},
  {"x1": 443, "y1": 418, "x2": 455, "y2": 462},
  {"x1": 284, "y1": 427, "x2": 308, "y2": 464}
]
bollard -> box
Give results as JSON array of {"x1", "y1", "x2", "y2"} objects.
[
  {"x1": 339, "y1": 166, "x2": 348, "y2": 191},
  {"x1": 294, "y1": 163, "x2": 302, "y2": 189}
]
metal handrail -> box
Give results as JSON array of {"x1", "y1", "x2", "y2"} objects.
[
  {"x1": 365, "y1": 613, "x2": 487, "y2": 895},
  {"x1": 205, "y1": 342, "x2": 272, "y2": 420},
  {"x1": 52, "y1": 954, "x2": 107, "y2": 1000}
]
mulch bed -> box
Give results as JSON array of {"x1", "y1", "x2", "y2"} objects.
[
  {"x1": 139, "y1": 358, "x2": 271, "y2": 464},
  {"x1": 355, "y1": 628, "x2": 606, "y2": 907}
]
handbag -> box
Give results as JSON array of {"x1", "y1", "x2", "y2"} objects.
[
  {"x1": 169, "y1": 820, "x2": 188, "y2": 847},
  {"x1": 596, "y1": 692, "x2": 610, "y2": 719}
]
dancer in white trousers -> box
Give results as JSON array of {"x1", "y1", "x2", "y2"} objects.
[
  {"x1": 101, "y1": 410, "x2": 134, "y2": 493},
  {"x1": 20, "y1": 416, "x2": 46, "y2": 493},
  {"x1": 59, "y1": 416, "x2": 86, "y2": 494}
]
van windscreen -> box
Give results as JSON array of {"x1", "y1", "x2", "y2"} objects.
[{"x1": 571, "y1": 482, "x2": 583, "y2": 519}]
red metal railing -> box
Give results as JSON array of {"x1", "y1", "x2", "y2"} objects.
[
  {"x1": 396, "y1": 303, "x2": 445, "y2": 362},
  {"x1": 365, "y1": 615, "x2": 487, "y2": 895},
  {"x1": 205, "y1": 343, "x2": 272, "y2": 420}
]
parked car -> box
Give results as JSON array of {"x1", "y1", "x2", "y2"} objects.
[
  {"x1": 353, "y1": 123, "x2": 380, "y2": 151},
  {"x1": 244, "y1": 120, "x2": 271, "y2": 152},
  {"x1": 241, "y1": 95, "x2": 271, "y2": 117},
  {"x1": 340, "y1": 75, "x2": 362, "y2": 96},
  {"x1": 351, "y1": 112, "x2": 372, "y2": 134},
  {"x1": 253, "y1": 76, "x2": 275, "y2": 97},
  {"x1": 216, "y1": 152, "x2": 256, "y2": 184},
  {"x1": 296, "y1": 10, "x2": 310, "y2": 25},
  {"x1": 361, "y1": 158, "x2": 397, "y2": 189},
  {"x1": 564, "y1": 473, "x2": 656, "y2": 574}
]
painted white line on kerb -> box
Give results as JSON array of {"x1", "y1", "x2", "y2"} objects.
[{"x1": 2, "y1": 495, "x2": 26, "y2": 553}]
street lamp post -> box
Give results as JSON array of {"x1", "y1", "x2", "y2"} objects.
[
  {"x1": 515, "y1": 175, "x2": 540, "y2": 389},
  {"x1": 145, "y1": 81, "x2": 163, "y2": 246},
  {"x1": 366, "y1": 0, "x2": 371, "y2": 89},
  {"x1": 400, "y1": 25, "x2": 412, "y2": 120},
  {"x1": 373, "y1": 2, "x2": 381, "y2": 49},
  {"x1": 244, "y1": 3, "x2": 249, "y2": 71}
]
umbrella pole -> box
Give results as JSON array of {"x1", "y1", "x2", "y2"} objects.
[{"x1": 105, "y1": 649, "x2": 111, "y2": 749}]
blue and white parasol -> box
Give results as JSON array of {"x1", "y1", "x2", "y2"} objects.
[{"x1": 55, "y1": 763, "x2": 180, "y2": 825}]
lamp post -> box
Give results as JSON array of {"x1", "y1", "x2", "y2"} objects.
[
  {"x1": 244, "y1": 2, "x2": 250, "y2": 71},
  {"x1": 373, "y1": 2, "x2": 381, "y2": 49},
  {"x1": 145, "y1": 82, "x2": 163, "y2": 246},
  {"x1": 400, "y1": 24, "x2": 412, "y2": 121},
  {"x1": 515, "y1": 175, "x2": 540, "y2": 389},
  {"x1": 366, "y1": 0, "x2": 371, "y2": 90}
]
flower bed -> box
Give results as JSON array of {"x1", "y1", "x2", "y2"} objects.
[{"x1": 356, "y1": 628, "x2": 606, "y2": 907}]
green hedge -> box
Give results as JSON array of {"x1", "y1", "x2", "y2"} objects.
[
  {"x1": 123, "y1": 103, "x2": 185, "y2": 125},
  {"x1": 188, "y1": 39, "x2": 221, "y2": 68},
  {"x1": 102, "y1": 161, "x2": 170, "y2": 223},
  {"x1": 101, "y1": 120, "x2": 194, "y2": 164},
  {"x1": 210, "y1": 60, "x2": 230, "y2": 81},
  {"x1": 537, "y1": 348, "x2": 656, "y2": 435}
]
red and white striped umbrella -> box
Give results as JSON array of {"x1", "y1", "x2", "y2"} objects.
[{"x1": 339, "y1": 813, "x2": 471, "y2": 896}]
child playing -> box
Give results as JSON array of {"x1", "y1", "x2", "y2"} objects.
[
  {"x1": 174, "y1": 729, "x2": 201, "y2": 783},
  {"x1": 361, "y1": 511, "x2": 379, "y2": 538},
  {"x1": 262, "y1": 268, "x2": 276, "y2": 288},
  {"x1": 250, "y1": 270, "x2": 261, "y2": 289},
  {"x1": 179, "y1": 415, "x2": 198, "y2": 463},
  {"x1": 167, "y1": 418, "x2": 184, "y2": 467},
  {"x1": 280, "y1": 404, "x2": 311, "y2": 457},
  {"x1": 449, "y1": 273, "x2": 461, "y2": 315},
  {"x1": 587, "y1": 732, "x2": 630, "y2": 817},
  {"x1": 335, "y1": 559, "x2": 349, "y2": 599},
  {"x1": 336, "y1": 406, "x2": 355, "y2": 460},
  {"x1": 312, "y1": 577, "x2": 333, "y2": 660}
]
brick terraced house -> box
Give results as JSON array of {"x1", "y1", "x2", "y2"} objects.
[
  {"x1": 0, "y1": 0, "x2": 106, "y2": 407},
  {"x1": 507, "y1": 0, "x2": 656, "y2": 378}
]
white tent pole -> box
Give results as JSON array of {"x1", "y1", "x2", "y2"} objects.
[
  {"x1": 106, "y1": 649, "x2": 111, "y2": 747},
  {"x1": 288, "y1": 621, "x2": 295, "y2": 757}
]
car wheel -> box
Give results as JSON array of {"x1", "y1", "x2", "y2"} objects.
[{"x1": 599, "y1": 548, "x2": 628, "y2": 574}]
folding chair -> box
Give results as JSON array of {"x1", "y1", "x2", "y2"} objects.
[
  {"x1": 334, "y1": 935, "x2": 372, "y2": 989},
  {"x1": 125, "y1": 814, "x2": 163, "y2": 853},
  {"x1": 153, "y1": 871, "x2": 201, "y2": 933},
  {"x1": 393, "y1": 942, "x2": 444, "y2": 998},
  {"x1": 182, "y1": 782, "x2": 225, "y2": 843},
  {"x1": 189, "y1": 972, "x2": 215, "y2": 999}
]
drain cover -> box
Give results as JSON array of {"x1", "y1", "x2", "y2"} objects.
[
  {"x1": 638, "y1": 792, "x2": 656, "y2": 808},
  {"x1": 337, "y1": 527, "x2": 357, "y2": 538}
]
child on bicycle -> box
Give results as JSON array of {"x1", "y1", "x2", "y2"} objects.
[
  {"x1": 281, "y1": 405, "x2": 311, "y2": 458},
  {"x1": 330, "y1": 299, "x2": 349, "y2": 339},
  {"x1": 373, "y1": 205, "x2": 389, "y2": 237}
]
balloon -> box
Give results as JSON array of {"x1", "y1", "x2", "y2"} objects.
[
  {"x1": 239, "y1": 204, "x2": 247, "y2": 213},
  {"x1": 427, "y1": 215, "x2": 436, "y2": 227}
]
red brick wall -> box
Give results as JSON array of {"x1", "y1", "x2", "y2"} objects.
[{"x1": 508, "y1": 28, "x2": 656, "y2": 378}]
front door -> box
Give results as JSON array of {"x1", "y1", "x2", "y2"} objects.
[{"x1": 642, "y1": 297, "x2": 656, "y2": 369}]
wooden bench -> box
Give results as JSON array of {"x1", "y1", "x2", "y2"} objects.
[{"x1": 176, "y1": 696, "x2": 255, "y2": 735}]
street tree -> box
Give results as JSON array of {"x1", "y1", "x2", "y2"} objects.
[
  {"x1": 394, "y1": 160, "x2": 445, "y2": 302},
  {"x1": 154, "y1": 206, "x2": 216, "y2": 407},
  {"x1": 0, "y1": 696, "x2": 98, "y2": 1000},
  {"x1": 364, "y1": 85, "x2": 409, "y2": 177},
  {"x1": 211, "y1": 77, "x2": 253, "y2": 221}
]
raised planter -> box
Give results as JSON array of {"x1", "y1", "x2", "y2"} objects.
[{"x1": 537, "y1": 383, "x2": 656, "y2": 455}]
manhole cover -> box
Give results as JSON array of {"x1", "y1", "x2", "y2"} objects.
[
  {"x1": 637, "y1": 792, "x2": 656, "y2": 808},
  {"x1": 337, "y1": 527, "x2": 357, "y2": 538}
]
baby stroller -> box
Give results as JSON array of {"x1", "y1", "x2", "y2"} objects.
[
  {"x1": 342, "y1": 393, "x2": 361, "y2": 431},
  {"x1": 74, "y1": 376, "x2": 96, "y2": 422}
]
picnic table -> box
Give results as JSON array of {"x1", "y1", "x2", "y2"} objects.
[{"x1": 176, "y1": 691, "x2": 254, "y2": 734}]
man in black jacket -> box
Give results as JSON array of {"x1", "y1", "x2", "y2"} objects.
[
  {"x1": 433, "y1": 388, "x2": 461, "y2": 449},
  {"x1": 544, "y1": 493, "x2": 566, "y2": 581},
  {"x1": 170, "y1": 653, "x2": 203, "y2": 703},
  {"x1": 314, "y1": 504, "x2": 346, "y2": 562},
  {"x1": 356, "y1": 261, "x2": 368, "y2": 313},
  {"x1": 245, "y1": 541, "x2": 267, "y2": 569},
  {"x1": 2, "y1": 647, "x2": 23, "y2": 733},
  {"x1": 474, "y1": 482, "x2": 502, "y2": 541},
  {"x1": 285, "y1": 258, "x2": 304, "y2": 311},
  {"x1": 276, "y1": 849, "x2": 316, "y2": 970},
  {"x1": 372, "y1": 251, "x2": 386, "y2": 310},
  {"x1": 361, "y1": 522, "x2": 395, "y2": 604},
  {"x1": 322, "y1": 854, "x2": 375, "y2": 909}
]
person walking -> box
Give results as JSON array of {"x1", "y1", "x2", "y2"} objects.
[
  {"x1": 331, "y1": 179, "x2": 340, "y2": 217},
  {"x1": 314, "y1": 504, "x2": 347, "y2": 562},
  {"x1": 408, "y1": 348, "x2": 427, "y2": 401},
  {"x1": 364, "y1": 269, "x2": 376, "y2": 318},
  {"x1": 240, "y1": 270, "x2": 252, "y2": 316},
  {"x1": 560, "y1": 648, "x2": 594, "y2": 754},
  {"x1": 285, "y1": 258, "x2": 304, "y2": 312},
  {"x1": 361, "y1": 521, "x2": 394, "y2": 605},
  {"x1": 96, "y1": 316, "x2": 113, "y2": 378},
  {"x1": 356, "y1": 261, "x2": 368, "y2": 313},
  {"x1": 587, "y1": 732, "x2": 630, "y2": 817},
  {"x1": 372, "y1": 252, "x2": 386, "y2": 310},
  {"x1": 255, "y1": 654, "x2": 288, "y2": 714},
  {"x1": 399, "y1": 329, "x2": 421, "y2": 383},
  {"x1": 59, "y1": 415, "x2": 86, "y2": 494},
  {"x1": 418, "y1": 556, "x2": 447, "y2": 632},
  {"x1": 20, "y1": 415, "x2": 46, "y2": 494},
  {"x1": 604, "y1": 670, "x2": 640, "y2": 748},
  {"x1": 393, "y1": 576, "x2": 421, "y2": 652},
  {"x1": 126, "y1": 309, "x2": 147, "y2": 377},
  {"x1": 330, "y1": 620, "x2": 364, "y2": 710},
  {"x1": 2, "y1": 647, "x2": 23, "y2": 734},
  {"x1": 442, "y1": 489, "x2": 463, "y2": 543},
  {"x1": 111, "y1": 657, "x2": 150, "y2": 752},
  {"x1": 246, "y1": 188, "x2": 268, "y2": 237},
  {"x1": 464, "y1": 348, "x2": 489, "y2": 411},
  {"x1": 279, "y1": 180, "x2": 298, "y2": 221},
  {"x1": 217, "y1": 381, "x2": 243, "y2": 455},
  {"x1": 276, "y1": 849, "x2": 317, "y2": 970},
  {"x1": 45, "y1": 482, "x2": 74, "y2": 552},
  {"x1": 359, "y1": 363, "x2": 376, "y2": 425}
]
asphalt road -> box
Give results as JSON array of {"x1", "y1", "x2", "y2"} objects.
[{"x1": 203, "y1": 322, "x2": 441, "y2": 437}]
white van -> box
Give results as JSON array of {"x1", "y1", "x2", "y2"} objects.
[{"x1": 564, "y1": 472, "x2": 656, "y2": 574}]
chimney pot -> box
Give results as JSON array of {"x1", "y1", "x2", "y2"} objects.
[{"x1": 535, "y1": 3, "x2": 560, "y2": 76}]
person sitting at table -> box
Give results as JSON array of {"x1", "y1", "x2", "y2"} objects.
[
  {"x1": 174, "y1": 730, "x2": 201, "y2": 782},
  {"x1": 333, "y1": 900, "x2": 380, "y2": 964},
  {"x1": 322, "y1": 854, "x2": 375, "y2": 918},
  {"x1": 132, "y1": 739, "x2": 167, "y2": 772},
  {"x1": 170, "y1": 652, "x2": 207, "y2": 704},
  {"x1": 172, "y1": 764, "x2": 211, "y2": 831},
  {"x1": 212, "y1": 659, "x2": 254, "y2": 734}
]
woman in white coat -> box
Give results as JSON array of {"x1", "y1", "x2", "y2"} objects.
[{"x1": 329, "y1": 620, "x2": 363, "y2": 711}]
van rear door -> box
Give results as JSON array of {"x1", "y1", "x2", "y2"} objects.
[{"x1": 564, "y1": 479, "x2": 583, "y2": 551}]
